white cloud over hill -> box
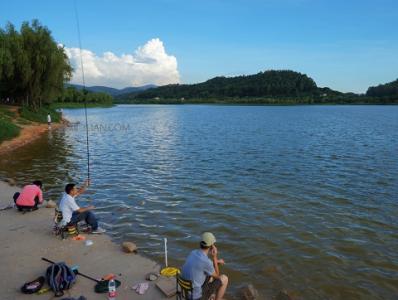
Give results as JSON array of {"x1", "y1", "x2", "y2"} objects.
[{"x1": 64, "y1": 38, "x2": 180, "y2": 88}]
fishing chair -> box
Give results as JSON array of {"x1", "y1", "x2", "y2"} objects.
[
  {"x1": 176, "y1": 273, "x2": 193, "y2": 300},
  {"x1": 52, "y1": 208, "x2": 79, "y2": 239}
]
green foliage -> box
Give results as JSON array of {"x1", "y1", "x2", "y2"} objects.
[
  {"x1": 15, "y1": 118, "x2": 32, "y2": 126},
  {"x1": 0, "y1": 20, "x2": 72, "y2": 108},
  {"x1": 0, "y1": 106, "x2": 16, "y2": 118},
  {"x1": 55, "y1": 87, "x2": 113, "y2": 106},
  {"x1": 118, "y1": 70, "x2": 398, "y2": 105},
  {"x1": 119, "y1": 70, "x2": 318, "y2": 101},
  {"x1": 0, "y1": 119, "x2": 20, "y2": 143},
  {"x1": 51, "y1": 102, "x2": 113, "y2": 109},
  {"x1": 366, "y1": 79, "x2": 398, "y2": 100},
  {"x1": 0, "y1": 108, "x2": 20, "y2": 143},
  {"x1": 19, "y1": 106, "x2": 61, "y2": 123}
]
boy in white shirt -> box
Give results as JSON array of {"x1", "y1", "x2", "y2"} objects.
[{"x1": 59, "y1": 180, "x2": 105, "y2": 234}]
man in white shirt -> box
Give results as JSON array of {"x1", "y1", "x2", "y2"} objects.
[{"x1": 59, "y1": 180, "x2": 105, "y2": 234}]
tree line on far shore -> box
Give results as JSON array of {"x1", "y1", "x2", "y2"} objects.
[
  {"x1": 118, "y1": 70, "x2": 319, "y2": 101},
  {"x1": 366, "y1": 79, "x2": 398, "y2": 99},
  {"x1": 117, "y1": 71, "x2": 398, "y2": 104},
  {"x1": 56, "y1": 87, "x2": 113, "y2": 105},
  {"x1": 0, "y1": 20, "x2": 113, "y2": 109}
]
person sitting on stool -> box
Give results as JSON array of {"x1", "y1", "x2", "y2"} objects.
[
  {"x1": 59, "y1": 180, "x2": 105, "y2": 234},
  {"x1": 181, "y1": 232, "x2": 228, "y2": 300},
  {"x1": 13, "y1": 180, "x2": 43, "y2": 211}
]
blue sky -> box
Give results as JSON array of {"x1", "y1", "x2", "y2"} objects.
[{"x1": 1, "y1": 0, "x2": 397, "y2": 92}]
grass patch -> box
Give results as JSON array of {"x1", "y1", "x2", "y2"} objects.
[
  {"x1": 15, "y1": 118, "x2": 33, "y2": 126},
  {"x1": 51, "y1": 102, "x2": 114, "y2": 109},
  {"x1": 19, "y1": 107, "x2": 61, "y2": 123},
  {"x1": 0, "y1": 106, "x2": 17, "y2": 119},
  {"x1": 0, "y1": 112, "x2": 20, "y2": 143}
]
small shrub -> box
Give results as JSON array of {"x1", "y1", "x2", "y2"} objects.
[{"x1": 0, "y1": 118, "x2": 20, "y2": 143}]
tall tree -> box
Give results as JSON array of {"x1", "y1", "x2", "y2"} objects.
[{"x1": 0, "y1": 20, "x2": 72, "y2": 108}]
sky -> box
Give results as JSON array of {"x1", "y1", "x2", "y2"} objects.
[{"x1": 1, "y1": 0, "x2": 397, "y2": 93}]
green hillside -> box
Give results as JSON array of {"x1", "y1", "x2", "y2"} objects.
[{"x1": 367, "y1": 79, "x2": 398, "y2": 99}]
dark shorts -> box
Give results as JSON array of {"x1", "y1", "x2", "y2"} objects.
[
  {"x1": 13, "y1": 192, "x2": 39, "y2": 212},
  {"x1": 200, "y1": 277, "x2": 222, "y2": 300}
]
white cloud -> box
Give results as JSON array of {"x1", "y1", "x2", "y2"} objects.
[{"x1": 64, "y1": 38, "x2": 180, "y2": 88}]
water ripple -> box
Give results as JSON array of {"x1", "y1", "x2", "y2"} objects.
[{"x1": 1, "y1": 105, "x2": 397, "y2": 299}]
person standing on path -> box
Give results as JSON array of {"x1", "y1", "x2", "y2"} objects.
[{"x1": 47, "y1": 113, "x2": 51, "y2": 127}]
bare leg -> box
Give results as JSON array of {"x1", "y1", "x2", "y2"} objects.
[{"x1": 215, "y1": 274, "x2": 228, "y2": 300}]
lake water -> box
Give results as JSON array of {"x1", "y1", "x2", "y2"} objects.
[{"x1": 1, "y1": 105, "x2": 397, "y2": 299}]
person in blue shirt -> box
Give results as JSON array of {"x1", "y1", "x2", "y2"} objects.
[{"x1": 181, "y1": 232, "x2": 228, "y2": 300}]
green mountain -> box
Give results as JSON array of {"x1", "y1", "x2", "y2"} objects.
[
  {"x1": 118, "y1": 70, "x2": 319, "y2": 101},
  {"x1": 66, "y1": 84, "x2": 156, "y2": 96},
  {"x1": 366, "y1": 79, "x2": 398, "y2": 98},
  {"x1": 116, "y1": 70, "x2": 397, "y2": 104}
]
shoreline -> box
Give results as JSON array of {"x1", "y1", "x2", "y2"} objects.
[
  {"x1": 0, "y1": 180, "x2": 169, "y2": 299},
  {"x1": 116, "y1": 101, "x2": 398, "y2": 106},
  {"x1": 0, "y1": 118, "x2": 67, "y2": 156},
  {"x1": 51, "y1": 102, "x2": 115, "y2": 109}
]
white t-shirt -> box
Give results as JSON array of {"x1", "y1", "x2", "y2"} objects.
[{"x1": 59, "y1": 193, "x2": 80, "y2": 224}]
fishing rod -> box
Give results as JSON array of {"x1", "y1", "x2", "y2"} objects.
[
  {"x1": 74, "y1": 0, "x2": 90, "y2": 180},
  {"x1": 42, "y1": 257, "x2": 99, "y2": 283}
]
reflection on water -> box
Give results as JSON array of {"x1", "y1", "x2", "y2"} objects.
[
  {"x1": 1, "y1": 105, "x2": 398, "y2": 299},
  {"x1": 0, "y1": 126, "x2": 79, "y2": 194}
]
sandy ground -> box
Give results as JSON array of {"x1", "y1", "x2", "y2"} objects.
[{"x1": 0, "y1": 181, "x2": 171, "y2": 300}]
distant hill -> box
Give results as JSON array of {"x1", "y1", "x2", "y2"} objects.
[
  {"x1": 366, "y1": 79, "x2": 398, "y2": 98},
  {"x1": 118, "y1": 70, "x2": 321, "y2": 102},
  {"x1": 116, "y1": 85, "x2": 157, "y2": 96},
  {"x1": 66, "y1": 84, "x2": 156, "y2": 96},
  {"x1": 67, "y1": 72, "x2": 398, "y2": 105}
]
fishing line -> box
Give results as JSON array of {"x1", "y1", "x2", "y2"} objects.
[{"x1": 74, "y1": 0, "x2": 90, "y2": 180}]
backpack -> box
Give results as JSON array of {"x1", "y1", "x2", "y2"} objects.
[{"x1": 46, "y1": 262, "x2": 77, "y2": 297}]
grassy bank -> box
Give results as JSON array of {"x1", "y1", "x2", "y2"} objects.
[
  {"x1": 0, "y1": 106, "x2": 20, "y2": 143},
  {"x1": 20, "y1": 106, "x2": 61, "y2": 123},
  {"x1": 0, "y1": 105, "x2": 61, "y2": 143},
  {"x1": 51, "y1": 102, "x2": 114, "y2": 109}
]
